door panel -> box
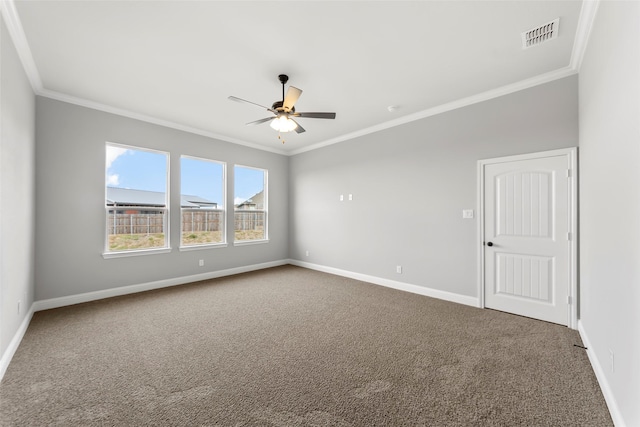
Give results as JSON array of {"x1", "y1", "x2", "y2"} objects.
[
  {"x1": 496, "y1": 171, "x2": 551, "y2": 238},
  {"x1": 495, "y1": 253, "x2": 552, "y2": 301},
  {"x1": 484, "y1": 154, "x2": 569, "y2": 325}
]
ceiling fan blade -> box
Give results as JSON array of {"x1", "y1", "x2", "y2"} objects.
[
  {"x1": 283, "y1": 86, "x2": 302, "y2": 111},
  {"x1": 291, "y1": 119, "x2": 306, "y2": 134},
  {"x1": 246, "y1": 117, "x2": 275, "y2": 126},
  {"x1": 228, "y1": 96, "x2": 275, "y2": 112},
  {"x1": 292, "y1": 112, "x2": 336, "y2": 119}
]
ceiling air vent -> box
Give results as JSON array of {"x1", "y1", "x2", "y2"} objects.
[{"x1": 521, "y1": 18, "x2": 559, "y2": 49}]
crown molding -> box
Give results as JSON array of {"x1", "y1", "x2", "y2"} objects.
[
  {"x1": 289, "y1": 66, "x2": 578, "y2": 156},
  {"x1": 290, "y1": 0, "x2": 601, "y2": 156},
  {"x1": 570, "y1": 0, "x2": 601, "y2": 71},
  {"x1": 1, "y1": 0, "x2": 286, "y2": 156},
  {"x1": 3, "y1": 0, "x2": 600, "y2": 158},
  {"x1": 0, "y1": 0, "x2": 42, "y2": 91},
  {"x1": 39, "y1": 89, "x2": 288, "y2": 156}
]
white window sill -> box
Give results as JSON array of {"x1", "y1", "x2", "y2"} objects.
[
  {"x1": 103, "y1": 247, "x2": 172, "y2": 259},
  {"x1": 179, "y1": 243, "x2": 228, "y2": 252},
  {"x1": 234, "y1": 239, "x2": 269, "y2": 247}
]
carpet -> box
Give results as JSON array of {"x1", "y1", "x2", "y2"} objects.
[{"x1": 0, "y1": 265, "x2": 612, "y2": 426}]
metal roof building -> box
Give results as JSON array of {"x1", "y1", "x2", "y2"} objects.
[{"x1": 106, "y1": 187, "x2": 218, "y2": 208}]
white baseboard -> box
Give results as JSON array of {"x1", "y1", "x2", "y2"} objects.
[
  {"x1": 578, "y1": 320, "x2": 625, "y2": 427},
  {"x1": 1, "y1": 260, "x2": 287, "y2": 382},
  {"x1": 0, "y1": 305, "x2": 35, "y2": 382},
  {"x1": 33, "y1": 259, "x2": 289, "y2": 312},
  {"x1": 5, "y1": 259, "x2": 476, "y2": 383},
  {"x1": 289, "y1": 259, "x2": 480, "y2": 308}
]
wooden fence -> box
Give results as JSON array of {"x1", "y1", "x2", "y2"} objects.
[
  {"x1": 234, "y1": 211, "x2": 265, "y2": 231},
  {"x1": 107, "y1": 212, "x2": 165, "y2": 235},
  {"x1": 107, "y1": 209, "x2": 263, "y2": 235},
  {"x1": 181, "y1": 210, "x2": 223, "y2": 233}
]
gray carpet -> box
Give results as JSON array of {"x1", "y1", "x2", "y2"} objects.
[{"x1": 0, "y1": 265, "x2": 611, "y2": 426}]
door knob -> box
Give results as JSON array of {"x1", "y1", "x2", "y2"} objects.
[{"x1": 486, "y1": 242, "x2": 494, "y2": 247}]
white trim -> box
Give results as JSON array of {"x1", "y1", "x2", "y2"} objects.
[
  {"x1": 289, "y1": 260, "x2": 480, "y2": 308},
  {"x1": 289, "y1": 67, "x2": 577, "y2": 156},
  {"x1": 477, "y1": 147, "x2": 579, "y2": 329},
  {"x1": 288, "y1": 0, "x2": 600, "y2": 156},
  {"x1": 102, "y1": 247, "x2": 172, "y2": 259},
  {"x1": 570, "y1": 0, "x2": 601, "y2": 71},
  {"x1": 180, "y1": 154, "x2": 228, "y2": 248},
  {"x1": 578, "y1": 321, "x2": 626, "y2": 427},
  {"x1": 233, "y1": 239, "x2": 269, "y2": 247},
  {"x1": 2, "y1": 0, "x2": 600, "y2": 158},
  {"x1": 179, "y1": 243, "x2": 228, "y2": 252},
  {"x1": 567, "y1": 148, "x2": 578, "y2": 329},
  {"x1": 0, "y1": 0, "x2": 42, "y2": 92},
  {"x1": 0, "y1": 0, "x2": 39, "y2": 385},
  {"x1": 478, "y1": 147, "x2": 577, "y2": 165},
  {"x1": 234, "y1": 164, "x2": 268, "y2": 242},
  {"x1": 0, "y1": 305, "x2": 34, "y2": 382},
  {"x1": 33, "y1": 259, "x2": 288, "y2": 311},
  {"x1": 39, "y1": 88, "x2": 288, "y2": 156},
  {"x1": 40, "y1": 68, "x2": 579, "y2": 159},
  {"x1": 104, "y1": 142, "x2": 171, "y2": 254},
  {"x1": 477, "y1": 161, "x2": 486, "y2": 310}
]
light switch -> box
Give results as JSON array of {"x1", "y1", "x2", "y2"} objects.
[
  {"x1": 348, "y1": 194, "x2": 353, "y2": 201},
  {"x1": 340, "y1": 195, "x2": 344, "y2": 201},
  {"x1": 462, "y1": 209, "x2": 474, "y2": 219}
]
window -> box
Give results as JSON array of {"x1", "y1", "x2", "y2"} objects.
[
  {"x1": 180, "y1": 156, "x2": 226, "y2": 248},
  {"x1": 105, "y1": 143, "x2": 169, "y2": 255},
  {"x1": 234, "y1": 165, "x2": 267, "y2": 243}
]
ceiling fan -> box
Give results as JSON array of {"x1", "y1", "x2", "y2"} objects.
[{"x1": 228, "y1": 74, "x2": 336, "y2": 137}]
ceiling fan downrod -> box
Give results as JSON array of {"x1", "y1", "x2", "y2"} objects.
[{"x1": 278, "y1": 74, "x2": 289, "y2": 102}]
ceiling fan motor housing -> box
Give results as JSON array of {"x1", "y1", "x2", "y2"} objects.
[{"x1": 272, "y1": 100, "x2": 294, "y2": 113}]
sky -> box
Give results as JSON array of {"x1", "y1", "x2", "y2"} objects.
[{"x1": 106, "y1": 145, "x2": 264, "y2": 206}]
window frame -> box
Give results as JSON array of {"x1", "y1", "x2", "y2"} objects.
[
  {"x1": 179, "y1": 155, "x2": 227, "y2": 251},
  {"x1": 103, "y1": 142, "x2": 171, "y2": 259},
  {"x1": 234, "y1": 164, "x2": 268, "y2": 246}
]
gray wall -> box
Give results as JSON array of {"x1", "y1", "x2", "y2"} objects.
[
  {"x1": 578, "y1": 2, "x2": 640, "y2": 425},
  {"x1": 0, "y1": 18, "x2": 36, "y2": 360},
  {"x1": 289, "y1": 76, "x2": 578, "y2": 298},
  {"x1": 35, "y1": 97, "x2": 288, "y2": 301}
]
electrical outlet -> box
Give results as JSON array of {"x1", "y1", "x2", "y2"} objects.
[
  {"x1": 396, "y1": 265, "x2": 402, "y2": 274},
  {"x1": 462, "y1": 209, "x2": 474, "y2": 219},
  {"x1": 305, "y1": 250, "x2": 309, "y2": 257},
  {"x1": 199, "y1": 259, "x2": 204, "y2": 267},
  {"x1": 348, "y1": 194, "x2": 353, "y2": 201},
  {"x1": 339, "y1": 194, "x2": 344, "y2": 201},
  {"x1": 609, "y1": 349, "x2": 614, "y2": 373},
  {"x1": 17, "y1": 300, "x2": 21, "y2": 315}
]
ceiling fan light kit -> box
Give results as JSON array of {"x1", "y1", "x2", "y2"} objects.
[
  {"x1": 270, "y1": 115, "x2": 298, "y2": 132},
  {"x1": 229, "y1": 74, "x2": 336, "y2": 143}
]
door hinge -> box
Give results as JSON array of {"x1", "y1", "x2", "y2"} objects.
[
  {"x1": 567, "y1": 232, "x2": 572, "y2": 241},
  {"x1": 567, "y1": 296, "x2": 572, "y2": 305}
]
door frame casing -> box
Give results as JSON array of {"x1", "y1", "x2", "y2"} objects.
[{"x1": 477, "y1": 147, "x2": 578, "y2": 329}]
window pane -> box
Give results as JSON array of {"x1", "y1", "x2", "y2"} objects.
[
  {"x1": 105, "y1": 144, "x2": 169, "y2": 252},
  {"x1": 181, "y1": 157, "x2": 225, "y2": 246},
  {"x1": 234, "y1": 165, "x2": 267, "y2": 242}
]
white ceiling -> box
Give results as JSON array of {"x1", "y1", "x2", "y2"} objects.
[{"x1": 7, "y1": 1, "x2": 588, "y2": 155}]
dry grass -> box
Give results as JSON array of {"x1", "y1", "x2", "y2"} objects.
[
  {"x1": 181, "y1": 231, "x2": 223, "y2": 246},
  {"x1": 108, "y1": 228, "x2": 265, "y2": 251},
  {"x1": 108, "y1": 233, "x2": 166, "y2": 251},
  {"x1": 235, "y1": 228, "x2": 265, "y2": 241}
]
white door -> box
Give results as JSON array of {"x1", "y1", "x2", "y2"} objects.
[{"x1": 481, "y1": 149, "x2": 576, "y2": 326}]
